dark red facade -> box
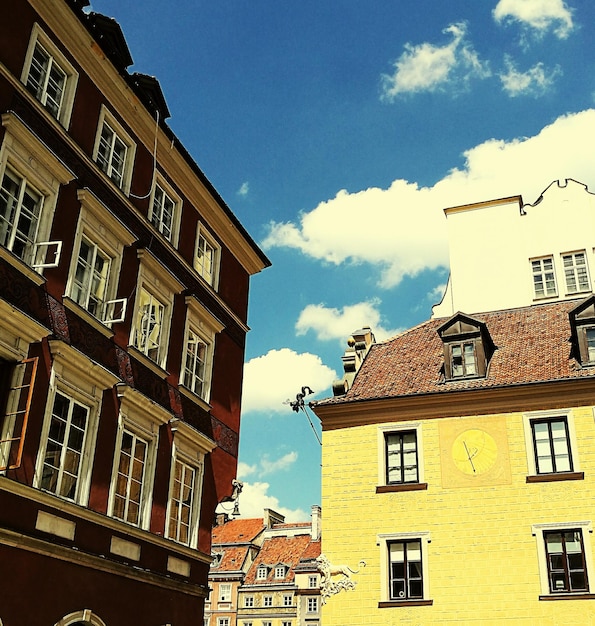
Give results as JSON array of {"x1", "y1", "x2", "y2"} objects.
[{"x1": 0, "y1": 1, "x2": 269, "y2": 624}]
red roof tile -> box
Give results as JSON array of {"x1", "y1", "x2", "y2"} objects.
[
  {"x1": 319, "y1": 300, "x2": 594, "y2": 405},
  {"x1": 245, "y1": 535, "x2": 313, "y2": 584},
  {"x1": 214, "y1": 545, "x2": 251, "y2": 573},
  {"x1": 212, "y1": 517, "x2": 265, "y2": 545}
]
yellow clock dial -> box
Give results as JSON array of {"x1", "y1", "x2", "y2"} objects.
[{"x1": 451, "y1": 429, "x2": 498, "y2": 475}]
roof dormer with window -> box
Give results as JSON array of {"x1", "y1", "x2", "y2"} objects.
[
  {"x1": 437, "y1": 313, "x2": 495, "y2": 381},
  {"x1": 569, "y1": 295, "x2": 595, "y2": 367}
]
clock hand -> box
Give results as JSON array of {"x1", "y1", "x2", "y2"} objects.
[{"x1": 463, "y1": 440, "x2": 476, "y2": 473}]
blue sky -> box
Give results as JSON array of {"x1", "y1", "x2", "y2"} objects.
[{"x1": 90, "y1": 0, "x2": 595, "y2": 521}]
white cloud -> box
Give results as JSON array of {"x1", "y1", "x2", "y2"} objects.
[
  {"x1": 381, "y1": 22, "x2": 490, "y2": 99},
  {"x1": 242, "y1": 348, "x2": 336, "y2": 414},
  {"x1": 427, "y1": 283, "x2": 447, "y2": 303},
  {"x1": 493, "y1": 0, "x2": 574, "y2": 39},
  {"x1": 296, "y1": 301, "x2": 402, "y2": 343},
  {"x1": 232, "y1": 480, "x2": 309, "y2": 522},
  {"x1": 237, "y1": 181, "x2": 250, "y2": 197},
  {"x1": 500, "y1": 57, "x2": 562, "y2": 97},
  {"x1": 263, "y1": 109, "x2": 595, "y2": 288}
]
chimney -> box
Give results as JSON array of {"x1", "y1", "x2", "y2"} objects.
[
  {"x1": 332, "y1": 327, "x2": 376, "y2": 396},
  {"x1": 311, "y1": 505, "x2": 321, "y2": 541}
]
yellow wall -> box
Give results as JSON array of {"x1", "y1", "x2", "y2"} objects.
[{"x1": 321, "y1": 406, "x2": 595, "y2": 625}]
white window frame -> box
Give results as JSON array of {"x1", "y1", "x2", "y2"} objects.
[
  {"x1": 283, "y1": 593, "x2": 292, "y2": 606},
  {"x1": 275, "y1": 565, "x2": 286, "y2": 579},
  {"x1": 217, "y1": 618, "x2": 230, "y2": 626},
  {"x1": 263, "y1": 595, "x2": 273, "y2": 607},
  {"x1": 165, "y1": 419, "x2": 215, "y2": 548},
  {"x1": 562, "y1": 250, "x2": 591, "y2": 295},
  {"x1": 531, "y1": 255, "x2": 557, "y2": 299},
  {"x1": 107, "y1": 385, "x2": 169, "y2": 529},
  {"x1": 34, "y1": 341, "x2": 119, "y2": 505},
  {"x1": 131, "y1": 250, "x2": 183, "y2": 370},
  {"x1": 377, "y1": 531, "x2": 431, "y2": 604},
  {"x1": 93, "y1": 106, "x2": 136, "y2": 195},
  {"x1": 532, "y1": 521, "x2": 594, "y2": 597},
  {"x1": 149, "y1": 175, "x2": 182, "y2": 247},
  {"x1": 377, "y1": 423, "x2": 425, "y2": 487},
  {"x1": 308, "y1": 575, "x2": 318, "y2": 588},
  {"x1": 244, "y1": 596, "x2": 254, "y2": 608},
  {"x1": 256, "y1": 565, "x2": 268, "y2": 580},
  {"x1": 21, "y1": 24, "x2": 78, "y2": 128},
  {"x1": 0, "y1": 113, "x2": 73, "y2": 274},
  {"x1": 219, "y1": 583, "x2": 232, "y2": 603},
  {"x1": 180, "y1": 296, "x2": 224, "y2": 404},
  {"x1": 194, "y1": 224, "x2": 220, "y2": 289},
  {"x1": 523, "y1": 409, "x2": 580, "y2": 477},
  {"x1": 65, "y1": 189, "x2": 134, "y2": 325},
  {"x1": 306, "y1": 597, "x2": 319, "y2": 613}
]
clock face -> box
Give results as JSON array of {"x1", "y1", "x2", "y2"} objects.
[{"x1": 451, "y1": 429, "x2": 498, "y2": 475}]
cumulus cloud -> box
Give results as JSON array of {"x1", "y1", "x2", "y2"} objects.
[
  {"x1": 237, "y1": 181, "x2": 250, "y2": 197},
  {"x1": 499, "y1": 57, "x2": 562, "y2": 97},
  {"x1": 493, "y1": 0, "x2": 574, "y2": 39},
  {"x1": 242, "y1": 348, "x2": 336, "y2": 414},
  {"x1": 381, "y1": 22, "x2": 490, "y2": 99},
  {"x1": 296, "y1": 300, "x2": 402, "y2": 343},
  {"x1": 228, "y1": 477, "x2": 309, "y2": 522},
  {"x1": 263, "y1": 109, "x2": 595, "y2": 288}
]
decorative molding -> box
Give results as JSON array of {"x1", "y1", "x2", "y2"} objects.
[{"x1": 316, "y1": 554, "x2": 366, "y2": 604}]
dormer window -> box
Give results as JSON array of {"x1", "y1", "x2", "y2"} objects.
[
  {"x1": 256, "y1": 565, "x2": 268, "y2": 580},
  {"x1": 275, "y1": 565, "x2": 286, "y2": 579},
  {"x1": 569, "y1": 296, "x2": 595, "y2": 366},
  {"x1": 438, "y1": 313, "x2": 494, "y2": 381}
]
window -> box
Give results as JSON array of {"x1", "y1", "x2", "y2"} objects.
[
  {"x1": 262, "y1": 622, "x2": 272, "y2": 626},
  {"x1": 282, "y1": 622, "x2": 292, "y2": 626},
  {"x1": 531, "y1": 417, "x2": 573, "y2": 474},
  {"x1": 563, "y1": 251, "x2": 590, "y2": 294},
  {"x1": 149, "y1": 178, "x2": 180, "y2": 245},
  {"x1": 111, "y1": 429, "x2": 148, "y2": 525},
  {"x1": 165, "y1": 419, "x2": 215, "y2": 548},
  {"x1": 21, "y1": 24, "x2": 78, "y2": 127},
  {"x1": 437, "y1": 313, "x2": 493, "y2": 382},
  {"x1": 35, "y1": 341, "x2": 118, "y2": 505},
  {"x1": 275, "y1": 565, "x2": 286, "y2": 579},
  {"x1": 569, "y1": 296, "x2": 595, "y2": 366},
  {"x1": 131, "y1": 250, "x2": 183, "y2": 369},
  {"x1": 283, "y1": 594, "x2": 292, "y2": 606},
  {"x1": 307, "y1": 597, "x2": 318, "y2": 613},
  {"x1": 66, "y1": 190, "x2": 133, "y2": 324},
  {"x1": 257, "y1": 565, "x2": 268, "y2": 580},
  {"x1": 263, "y1": 596, "x2": 272, "y2": 607},
  {"x1": 385, "y1": 430, "x2": 418, "y2": 484},
  {"x1": 219, "y1": 583, "x2": 232, "y2": 603},
  {"x1": 194, "y1": 225, "x2": 220, "y2": 288},
  {"x1": 93, "y1": 106, "x2": 136, "y2": 194},
  {"x1": 244, "y1": 596, "x2": 254, "y2": 608},
  {"x1": 308, "y1": 575, "x2": 318, "y2": 588},
  {"x1": 532, "y1": 256, "x2": 557, "y2": 298},
  {"x1": 217, "y1": 619, "x2": 229, "y2": 626},
  {"x1": 0, "y1": 112, "x2": 73, "y2": 273},
  {"x1": 533, "y1": 522, "x2": 594, "y2": 598},
  {"x1": 378, "y1": 532, "x2": 432, "y2": 607}
]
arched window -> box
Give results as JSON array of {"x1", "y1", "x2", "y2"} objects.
[{"x1": 54, "y1": 610, "x2": 107, "y2": 626}]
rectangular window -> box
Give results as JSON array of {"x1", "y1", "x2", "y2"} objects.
[
  {"x1": 385, "y1": 431, "x2": 418, "y2": 484},
  {"x1": 282, "y1": 622, "x2": 292, "y2": 626},
  {"x1": 21, "y1": 25, "x2": 78, "y2": 127},
  {"x1": 263, "y1": 596, "x2": 272, "y2": 607},
  {"x1": 0, "y1": 168, "x2": 43, "y2": 266},
  {"x1": 563, "y1": 252, "x2": 590, "y2": 294},
  {"x1": 183, "y1": 329, "x2": 210, "y2": 398},
  {"x1": 389, "y1": 539, "x2": 424, "y2": 601},
  {"x1": 111, "y1": 429, "x2": 148, "y2": 526},
  {"x1": 150, "y1": 182, "x2": 178, "y2": 243},
  {"x1": 244, "y1": 596, "x2": 254, "y2": 608},
  {"x1": 133, "y1": 288, "x2": 165, "y2": 363},
  {"x1": 262, "y1": 622, "x2": 272, "y2": 626},
  {"x1": 195, "y1": 227, "x2": 220, "y2": 288},
  {"x1": 219, "y1": 583, "x2": 232, "y2": 602},
  {"x1": 257, "y1": 565, "x2": 267, "y2": 579},
  {"x1": 167, "y1": 457, "x2": 196, "y2": 545},
  {"x1": 544, "y1": 529, "x2": 589, "y2": 593},
  {"x1": 25, "y1": 41, "x2": 67, "y2": 120},
  {"x1": 71, "y1": 236, "x2": 112, "y2": 318},
  {"x1": 39, "y1": 391, "x2": 89, "y2": 501},
  {"x1": 283, "y1": 594, "x2": 292, "y2": 606},
  {"x1": 307, "y1": 597, "x2": 318, "y2": 613},
  {"x1": 217, "y1": 619, "x2": 229, "y2": 626},
  {"x1": 275, "y1": 565, "x2": 286, "y2": 579},
  {"x1": 587, "y1": 328, "x2": 595, "y2": 363},
  {"x1": 451, "y1": 341, "x2": 477, "y2": 378},
  {"x1": 531, "y1": 417, "x2": 573, "y2": 474},
  {"x1": 308, "y1": 575, "x2": 318, "y2": 588},
  {"x1": 532, "y1": 257, "x2": 557, "y2": 298}
]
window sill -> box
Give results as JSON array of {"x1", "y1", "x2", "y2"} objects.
[
  {"x1": 379, "y1": 599, "x2": 433, "y2": 608},
  {"x1": 376, "y1": 483, "x2": 428, "y2": 493},
  {"x1": 178, "y1": 384, "x2": 211, "y2": 412},
  {"x1": 63, "y1": 297, "x2": 115, "y2": 338},
  {"x1": 526, "y1": 472, "x2": 584, "y2": 483},
  {"x1": 0, "y1": 246, "x2": 46, "y2": 286},
  {"x1": 539, "y1": 593, "x2": 595, "y2": 601},
  {"x1": 128, "y1": 346, "x2": 169, "y2": 379}
]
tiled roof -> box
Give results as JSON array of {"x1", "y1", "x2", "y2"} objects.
[
  {"x1": 245, "y1": 535, "x2": 313, "y2": 585},
  {"x1": 319, "y1": 300, "x2": 595, "y2": 405},
  {"x1": 300, "y1": 539, "x2": 321, "y2": 561},
  {"x1": 213, "y1": 545, "x2": 251, "y2": 573},
  {"x1": 212, "y1": 517, "x2": 265, "y2": 545}
]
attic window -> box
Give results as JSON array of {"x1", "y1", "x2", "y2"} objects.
[
  {"x1": 275, "y1": 565, "x2": 286, "y2": 579},
  {"x1": 437, "y1": 313, "x2": 494, "y2": 381},
  {"x1": 211, "y1": 553, "x2": 222, "y2": 568},
  {"x1": 257, "y1": 565, "x2": 268, "y2": 580},
  {"x1": 569, "y1": 296, "x2": 595, "y2": 366}
]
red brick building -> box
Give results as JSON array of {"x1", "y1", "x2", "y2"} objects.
[{"x1": 0, "y1": 1, "x2": 269, "y2": 624}]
